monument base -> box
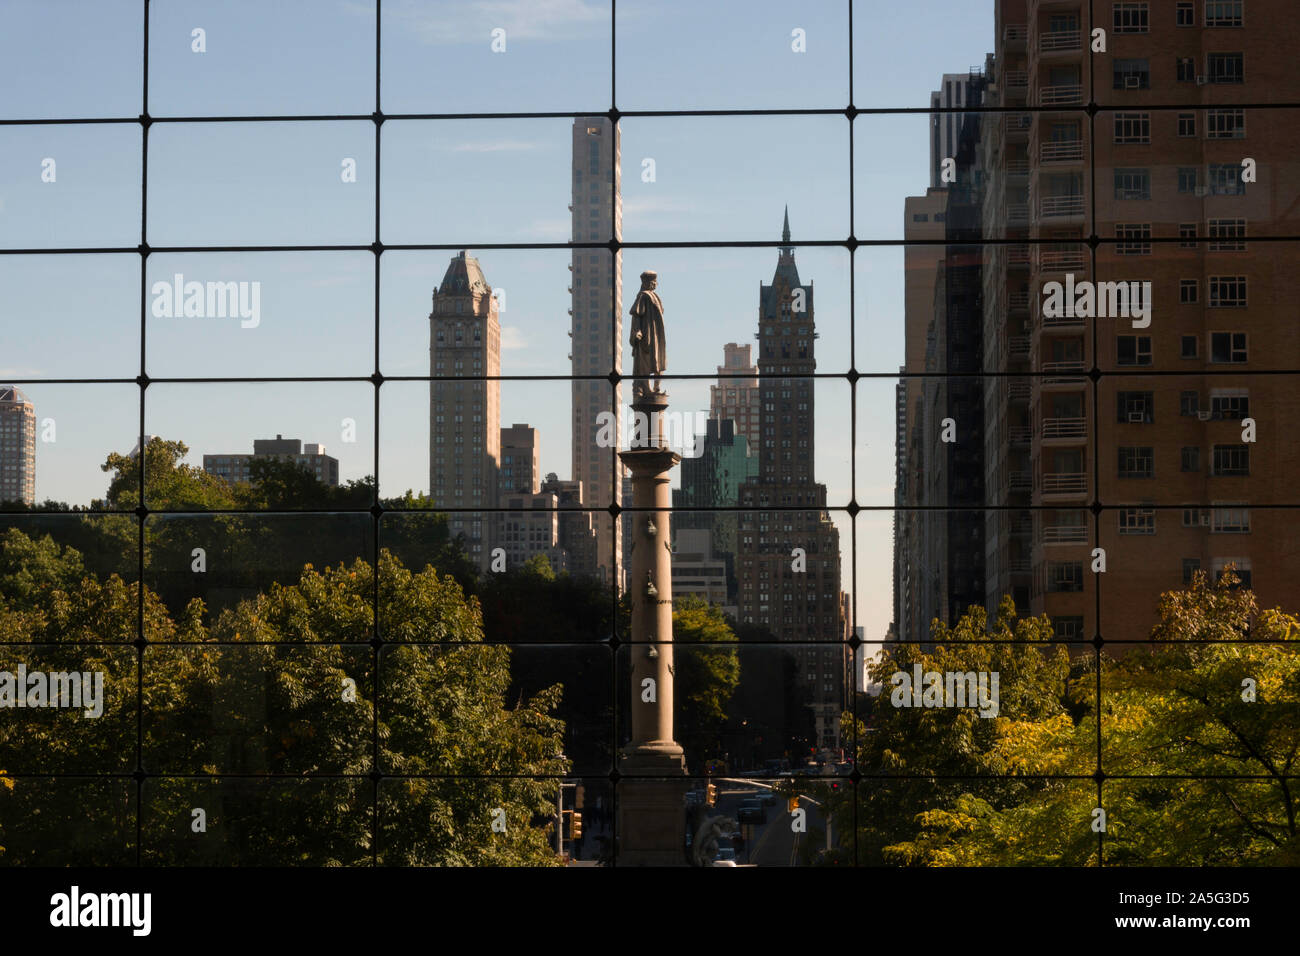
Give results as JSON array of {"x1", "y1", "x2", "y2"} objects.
[{"x1": 616, "y1": 749, "x2": 689, "y2": 867}]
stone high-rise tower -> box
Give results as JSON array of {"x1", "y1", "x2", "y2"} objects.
[
  {"x1": 0, "y1": 386, "x2": 36, "y2": 506},
  {"x1": 570, "y1": 117, "x2": 622, "y2": 587},
  {"x1": 735, "y1": 210, "x2": 847, "y2": 750},
  {"x1": 429, "y1": 251, "x2": 501, "y2": 574}
]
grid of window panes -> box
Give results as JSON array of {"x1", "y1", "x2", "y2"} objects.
[{"x1": 1, "y1": 0, "x2": 1297, "y2": 868}]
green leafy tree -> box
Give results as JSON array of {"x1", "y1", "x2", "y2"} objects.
[
  {"x1": 672, "y1": 597, "x2": 741, "y2": 771},
  {"x1": 479, "y1": 563, "x2": 615, "y2": 773},
  {"x1": 0, "y1": 532, "x2": 568, "y2": 866},
  {"x1": 841, "y1": 597, "x2": 1078, "y2": 865},
  {"x1": 851, "y1": 575, "x2": 1300, "y2": 866},
  {"x1": 94, "y1": 439, "x2": 476, "y2": 620},
  {"x1": 100, "y1": 438, "x2": 239, "y2": 512},
  {"x1": 0, "y1": 529, "x2": 198, "y2": 864},
  {"x1": 376, "y1": 490, "x2": 478, "y2": 594},
  {"x1": 1097, "y1": 569, "x2": 1300, "y2": 864}
]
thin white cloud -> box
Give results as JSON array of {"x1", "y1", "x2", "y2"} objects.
[
  {"x1": 500, "y1": 326, "x2": 528, "y2": 350},
  {"x1": 387, "y1": 0, "x2": 607, "y2": 44}
]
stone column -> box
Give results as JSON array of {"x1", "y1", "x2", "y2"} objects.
[{"x1": 616, "y1": 390, "x2": 688, "y2": 865}]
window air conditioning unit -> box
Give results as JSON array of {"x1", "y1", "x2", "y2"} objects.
[
  {"x1": 1194, "y1": 185, "x2": 1210, "y2": 197},
  {"x1": 1199, "y1": 511, "x2": 1212, "y2": 526},
  {"x1": 1197, "y1": 410, "x2": 1213, "y2": 421},
  {"x1": 1128, "y1": 412, "x2": 1145, "y2": 423},
  {"x1": 1125, "y1": 75, "x2": 1141, "y2": 89},
  {"x1": 1196, "y1": 75, "x2": 1207, "y2": 85}
]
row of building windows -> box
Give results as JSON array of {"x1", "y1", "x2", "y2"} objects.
[
  {"x1": 1113, "y1": 1, "x2": 1246, "y2": 31},
  {"x1": 1118, "y1": 215, "x2": 1250, "y2": 254},
  {"x1": 1117, "y1": 389, "x2": 1249, "y2": 422},
  {"x1": 1048, "y1": 548, "x2": 1249, "y2": 601},
  {"x1": 1044, "y1": 514, "x2": 1252, "y2": 560},
  {"x1": 1112, "y1": 165, "x2": 1247, "y2": 200},
  {"x1": 1113, "y1": 108, "x2": 1246, "y2": 143},
  {"x1": 434, "y1": 326, "x2": 483, "y2": 344},
  {"x1": 1113, "y1": 52, "x2": 1243, "y2": 89},
  {"x1": 1117, "y1": 331, "x2": 1249, "y2": 365},
  {"x1": 1117, "y1": 444, "x2": 1248, "y2": 479},
  {"x1": 433, "y1": 434, "x2": 485, "y2": 445}
]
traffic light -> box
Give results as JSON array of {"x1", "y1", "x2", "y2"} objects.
[
  {"x1": 570, "y1": 811, "x2": 583, "y2": 839},
  {"x1": 705, "y1": 782, "x2": 718, "y2": 807},
  {"x1": 787, "y1": 796, "x2": 799, "y2": 814}
]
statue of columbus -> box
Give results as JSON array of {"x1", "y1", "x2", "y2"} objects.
[{"x1": 629, "y1": 270, "x2": 666, "y2": 401}]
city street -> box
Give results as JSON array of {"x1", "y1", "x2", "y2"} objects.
[{"x1": 708, "y1": 781, "x2": 824, "y2": 867}]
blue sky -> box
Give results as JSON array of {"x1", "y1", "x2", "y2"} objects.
[{"x1": 0, "y1": 0, "x2": 999, "y2": 643}]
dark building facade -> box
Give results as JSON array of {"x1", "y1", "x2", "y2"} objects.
[
  {"x1": 937, "y1": 80, "x2": 989, "y2": 628},
  {"x1": 673, "y1": 417, "x2": 758, "y2": 605},
  {"x1": 735, "y1": 211, "x2": 848, "y2": 750}
]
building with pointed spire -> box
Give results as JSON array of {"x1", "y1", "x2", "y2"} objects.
[
  {"x1": 735, "y1": 211, "x2": 847, "y2": 750},
  {"x1": 429, "y1": 250, "x2": 501, "y2": 573}
]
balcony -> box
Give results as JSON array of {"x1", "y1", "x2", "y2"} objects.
[
  {"x1": 1005, "y1": 112, "x2": 1032, "y2": 140},
  {"x1": 1007, "y1": 203, "x2": 1030, "y2": 226},
  {"x1": 1008, "y1": 291, "x2": 1030, "y2": 312},
  {"x1": 1004, "y1": 70, "x2": 1028, "y2": 95},
  {"x1": 1041, "y1": 416, "x2": 1087, "y2": 441},
  {"x1": 1009, "y1": 471, "x2": 1033, "y2": 493},
  {"x1": 1042, "y1": 524, "x2": 1088, "y2": 544},
  {"x1": 1041, "y1": 361, "x2": 1087, "y2": 385},
  {"x1": 1039, "y1": 195, "x2": 1085, "y2": 219},
  {"x1": 1037, "y1": 29, "x2": 1081, "y2": 54},
  {"x1": 1005, "y1": 158, "x2": 1029, "y2": 177},
  {"x1": 1009, "y1": 381, "x2": 1032, "y2": 402},
  {"x1": 1038, "y1": 84, "x2": 1084, "y2": 107},
  {"x1": 1040, "y1": 140, "x2": 1084, "y2": 163},
  {"x1": 1009, "y1": 336, "x2": 1031, "y2": 358},
  {"x1": 1009, "y1": 424, "x2": 1033, "y2": 445},
  {"x1": 1038, "y1": 246, "x2": 1087, "y2": 272},
  {"x1": 1008, "y1": 244, "x2": 1031, "y2": 268},
  {"x1": 1038, "y1": 307, "x2": 1086, "y2": 331},
  {"x1": 1041, "y1": 472, "x2": 1088, "y2": 495},
  {"x1": 1004, "y1": 24, "x2": 1028, "y2": 50}
]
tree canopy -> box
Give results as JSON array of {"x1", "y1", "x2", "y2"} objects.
[
  {"x1": 0, "y1": 530, "x2": 567, "y2": 866},
  {"x1": 824, "y1": 575, "x2": 1300, "y2": 866}
]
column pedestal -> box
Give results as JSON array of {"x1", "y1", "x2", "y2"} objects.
[{"x1": 616, "y1": 390, "x2": 688, "y2": 866}]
